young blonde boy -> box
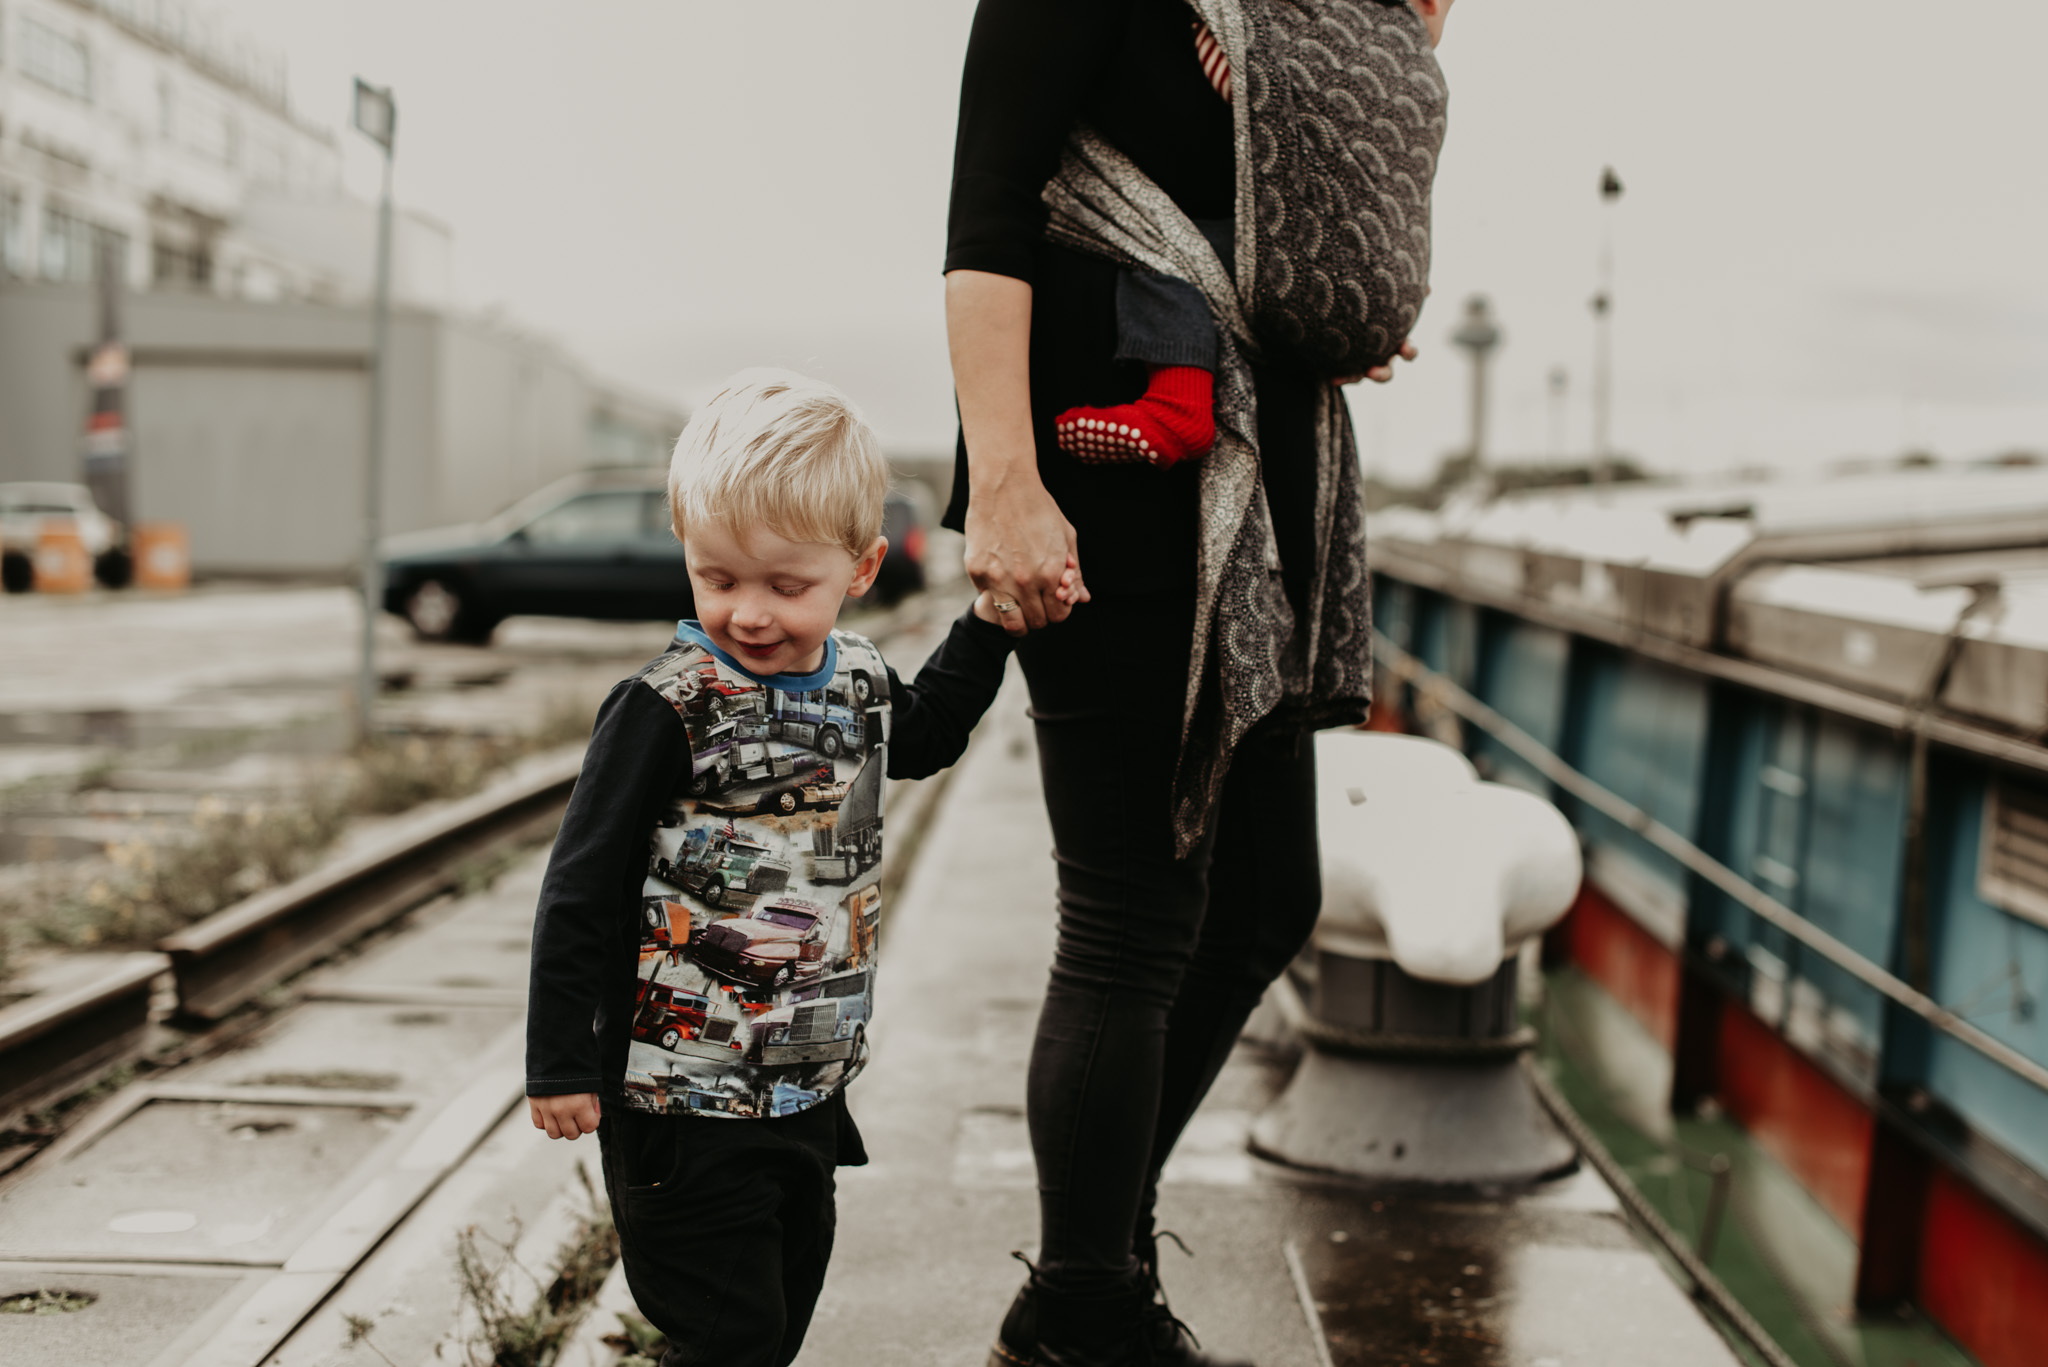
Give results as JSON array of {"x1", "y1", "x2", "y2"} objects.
[{"x1": 526, "y1": 370, "x2": 1067, "y2": 1366}]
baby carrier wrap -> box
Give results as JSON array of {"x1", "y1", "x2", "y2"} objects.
[
  {"x1": 1039, "y1": 0, "x2": 1447, "y2": 854},
  {"x1": 1239, "y1": 0, "x2": 1448, "y2": 375}
]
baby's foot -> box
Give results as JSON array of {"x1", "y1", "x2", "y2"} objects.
[{"x1": 1056, "y1": 366, "x2": 1216, "y2": 470}]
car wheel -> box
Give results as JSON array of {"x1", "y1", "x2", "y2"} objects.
[
  {"x1": 710, "y1": 696, "x2": 727, "y2": 721},
  {"x1": 776, "y1": 789, "x2": 799, "y2": 815},
  {"x1": 818, "y1": 727, "x2": 842, "y2": 759},
  {"x1": 772, "y1": 965, "x2": 793, "y2": 988},
  {"x1": 704, "y1": 883, "x2": 725, "y2": 909},
  {"x1": 93, "y1": 548, "x2": 133, "y2": 589},
  {"x1": 405, "y1": 579, "x2": 466, "y2": 640},
  {"x1": 659, "y1": 1028, "x2": 681, "y2": 1050},
  {"x1": 686, "y1": 770, "x2": 711, "y2": 798},
  {"x1": 851, "y1": 672, "x2": 873, "y2": 705},
  {"x1": 1, "y1": 551, "x2": 31, "y2": 594},
  {"x1": 644, "y1": 904, "x2": 664, "y2": 929}
]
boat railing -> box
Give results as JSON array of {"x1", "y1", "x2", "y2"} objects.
[{"x1": 1373, "y1": 631, "x2": 2048, "y2": 1099}]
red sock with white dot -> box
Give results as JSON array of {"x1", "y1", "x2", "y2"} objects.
[{"x1": 1055, "y1": 366, "x2": 1216, "y2": 469}]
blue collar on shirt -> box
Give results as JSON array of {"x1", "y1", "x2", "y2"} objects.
[{"x1": 675, "y1": 621, "x2": 839, "y2": 690}]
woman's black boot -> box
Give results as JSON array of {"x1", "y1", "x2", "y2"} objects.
[
  {"x1": 990, "y1": 1250, "x2": 1255, "y2": 1367},
  {"x1": 1133, "y1": 1230, "x2": 1256, "y2": 1367},
  {"x1": 987, "y1": 1255, "x2": 1155, "y2": 1367}
]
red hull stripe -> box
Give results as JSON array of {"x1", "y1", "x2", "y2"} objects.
[
  {"x1": 1561, "y1": 882, "x2": 1680, "y2": 1050},
  {"x1": 1919, "y1": 1164, "x2": 2048, "y2": 1367}
]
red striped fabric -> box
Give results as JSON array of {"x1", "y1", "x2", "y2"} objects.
[{"x1": 1192, "y1": 20, "x2": 1232, "y2": 103}]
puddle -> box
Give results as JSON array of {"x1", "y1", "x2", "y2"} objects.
[
  {"x1": 0, "y1": 1289, "x2": 98, "y2": 1314},
  {"x1": 0, "y1": 830, "x2": 105, "y2": 863},
  {"x1": 107, "y1": 1211, "x2": 199, "y2": 1235}
]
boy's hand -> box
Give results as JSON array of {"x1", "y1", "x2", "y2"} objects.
[
  {"x1": 529, "y1": 1093, "x2": 601, "y2": 1140},
  {"x1": 976, "y1": 555, "x2": 1084, "y2": 625}
]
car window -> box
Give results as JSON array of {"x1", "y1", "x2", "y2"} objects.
[
  {"x1": 758, "y1": 909, "x2": 815, "y2": 930},
  {"x1": 521, "y1": 491, "x2": 646, "y2": 546},
  {"x1": 638, "y1": 490, "x2": 678, "y2": 543}
]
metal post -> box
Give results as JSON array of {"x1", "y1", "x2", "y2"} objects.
[
  {"x1": 353, "y1": 79, "x2": 397, "y2": 745},
  {"x1": 1591, "y1": 166, "x2": 1623, "y2": 484},
  {"x1": 1450, "y1": 295, "x2": 1502, "y2": 484},
  {"x1": 1547, "y1": 365, "x2": 1568, "y2": 462}
]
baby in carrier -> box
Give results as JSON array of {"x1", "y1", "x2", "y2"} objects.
[{"x1": 1055, "y1": 0, "x2": 1454, "y2": 470}]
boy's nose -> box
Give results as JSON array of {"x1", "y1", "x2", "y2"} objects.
[{"x1": 730, "y1": 595, "x2": 775, "y2": 628}]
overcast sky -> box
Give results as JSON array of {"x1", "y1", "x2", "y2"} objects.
[{"x1": 216, "y1": 0, "x2": 2048, "y2": 483}]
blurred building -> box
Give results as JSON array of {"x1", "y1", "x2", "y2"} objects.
[{"x1": 0, "y1": 0, "x2": 682, "y2": 574}]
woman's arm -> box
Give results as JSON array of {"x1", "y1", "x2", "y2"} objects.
[{"x1": 946, "y1": 269, "x2": 1086, "y2": 635}]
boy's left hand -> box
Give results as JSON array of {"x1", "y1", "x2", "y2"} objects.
[{"x1": 529, "y1": 1093, "x2": 602, "y2": 1140}]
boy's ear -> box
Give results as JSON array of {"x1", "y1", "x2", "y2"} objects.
[{"x1": 846, "y1": 535, "x2": 889, "y2": 598}]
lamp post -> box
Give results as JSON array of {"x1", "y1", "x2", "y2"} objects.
[
  {"x1": 1451, "y1": 294, "x2": 1502, "y2": 483},
  {"x1": 1591, "y1": 165, "x2": 1623, "y2": 484},
  {"x1": 1547, "y1": 365, "x2": 1569, "y2": 462},
  {"x1": 352, "y1": 78, "x2": 396, "y2": 746}
]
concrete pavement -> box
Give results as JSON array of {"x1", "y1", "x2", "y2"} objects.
[{"x1": 799, "y1": 669, "x2": 1742, "y2": 1367}]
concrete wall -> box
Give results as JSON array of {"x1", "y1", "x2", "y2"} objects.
[{"x1": 0, "y1": 281, "x2": 681, "y2": 574}]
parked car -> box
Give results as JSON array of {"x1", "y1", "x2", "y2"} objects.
[
  {"x1": 870, "y1": 487, "x2": 927, "y2": 606},
  {"x1": 0, "y1": 482, "x2": 126, "y2": 591},
  {"x1": 380, "y1": 467, "x2": 691, "y2": 643}
]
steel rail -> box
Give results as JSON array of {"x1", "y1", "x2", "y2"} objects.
[
  {"x1": 1523, "y1": 1060, "x2": 1803, "y2": 1367},
  {"x1": 159, "y1": 749, "x2": 583, "y2": 1019},
  {"x1": 1375, "y1": 632, "x2": 2048, "y2": 1098}
]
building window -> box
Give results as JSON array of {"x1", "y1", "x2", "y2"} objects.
[
  {"x1": 151, "y1": 239, "x2": 212, "y2": 290},
  {"x1": 21, "y1": 18, "x2": 94, "y2": 102},
  {"x1": 40, "y1": 208, "x2": 125, "y2": 284},
  {"x1": 185, "y1": 97, "x2": 238, "y2": 166},
  {"x1": 1, "y1": 189, "x2": 30, "y2": 278}
]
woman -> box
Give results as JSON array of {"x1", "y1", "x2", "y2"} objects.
[{"x1": 943, "y1": 2, "x2": 1441, "y2": 1364}]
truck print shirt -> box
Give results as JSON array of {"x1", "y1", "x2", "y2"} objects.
[{"x1": 525, "y1": 609, "x2": 1014, "y2": 1120}]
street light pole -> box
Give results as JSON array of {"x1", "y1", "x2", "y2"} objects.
[
  {"x1": 1591, "y1": 166, "x2": 1623, "y2": 484},
  {"x1": 352, "y1": 79, "x2": 396, "y2": 746},
  {"x1": 1451, "y1": 294, "x2": 1503, "y2": 485}
]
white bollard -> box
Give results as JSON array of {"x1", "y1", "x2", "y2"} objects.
[{"x1": 1249, "y1": 732, "x2": 1584, "y2": 1187}]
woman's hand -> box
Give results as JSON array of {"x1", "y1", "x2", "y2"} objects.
[
  {"x1": 1336, "y1": 337, "x2": 1419, "y2": 387},
  {"x1": 948, "y1": 269, "x2": 1090, "y2": 636}
]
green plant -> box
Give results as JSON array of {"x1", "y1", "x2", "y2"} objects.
[{"x1": 453, "y1": 1169, "x2": 620, "y2": 1367}]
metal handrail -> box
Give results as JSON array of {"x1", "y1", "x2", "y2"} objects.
[{"x1": 1374, "y1": 632, "x2": 2048, "y2": 1098}]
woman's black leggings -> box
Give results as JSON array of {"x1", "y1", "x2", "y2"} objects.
[{"x1": 1013, "y1": 591, "x2": 1322, "y2": 1292}]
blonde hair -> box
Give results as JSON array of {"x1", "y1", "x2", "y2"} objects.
[{"x1": 668, "y1": 368, "x2": 889, "y2": 558}]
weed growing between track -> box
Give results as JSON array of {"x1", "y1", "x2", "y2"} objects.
[
  {"x1": 0, "y1": 700, "x2": 592, "y2": 970},
  {"x1": 452, "y1": 1167, "x2": 621, "y2": 1367}
]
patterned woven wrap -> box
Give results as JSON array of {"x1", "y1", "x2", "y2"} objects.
[
  {"x1": 1037, "y1": 0, "x2": 1439, "y2": 854},
  {"x1": 1042, "y1": 141, "x2": 1373, "y2": 859},
  {"x1": 1237, "y1": 0, "x2": 1447, "y2": 376}
]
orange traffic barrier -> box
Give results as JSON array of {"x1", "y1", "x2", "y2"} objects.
[
  {"x1": 32, "y1": 520, "x2": 92, "y2": 593},
  {"x1": 133, "y1": 522, "x2": 191, "y2": 591}
]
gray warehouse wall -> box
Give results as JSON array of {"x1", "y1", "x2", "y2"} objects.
[{"x1": 0, "y1": 282, "x2": 675, "y2": 575}]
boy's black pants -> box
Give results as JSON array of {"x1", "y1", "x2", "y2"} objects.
[{"x1": 598, "y1": 1093, "x2": 866, "y2": 1367}]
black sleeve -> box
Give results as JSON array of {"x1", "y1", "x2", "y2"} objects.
[
  {"x1": 886, "y1": 608, "x2": 1017, "y2": 781},
  {"x1": 944, "y1": 0, "x2": 1130, "y2": 283},
  {"x1": 526, "y1": 681, "x2": 690, "y2": 1096}
]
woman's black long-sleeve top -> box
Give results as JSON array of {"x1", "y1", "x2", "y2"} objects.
[
  {"x1": 942, "y1": 0, "x2": 1227, "y2": 599},
  {"x1": 941, "y1": 0, "x2": 1324, "y2": 605}
]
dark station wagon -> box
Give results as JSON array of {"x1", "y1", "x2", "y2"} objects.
[{"x1": 382, "y1": 468, "x2": 928, "y2": 643}]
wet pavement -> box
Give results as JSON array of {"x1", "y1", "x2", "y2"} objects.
[
  {"x1": 798, "y1": 677, "x2": 1742, "y2": 1367},
  {"x1": 2, "y1": 593, "x2": 1751, "y2": 1366}
]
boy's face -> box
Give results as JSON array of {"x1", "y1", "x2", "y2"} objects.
[
  {"x1": 683, "y1": 520, "x2": 887, "y2": 677},
  {"x1": 1408, "y1": 0, "x2": 1453, "y2": 47}
]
